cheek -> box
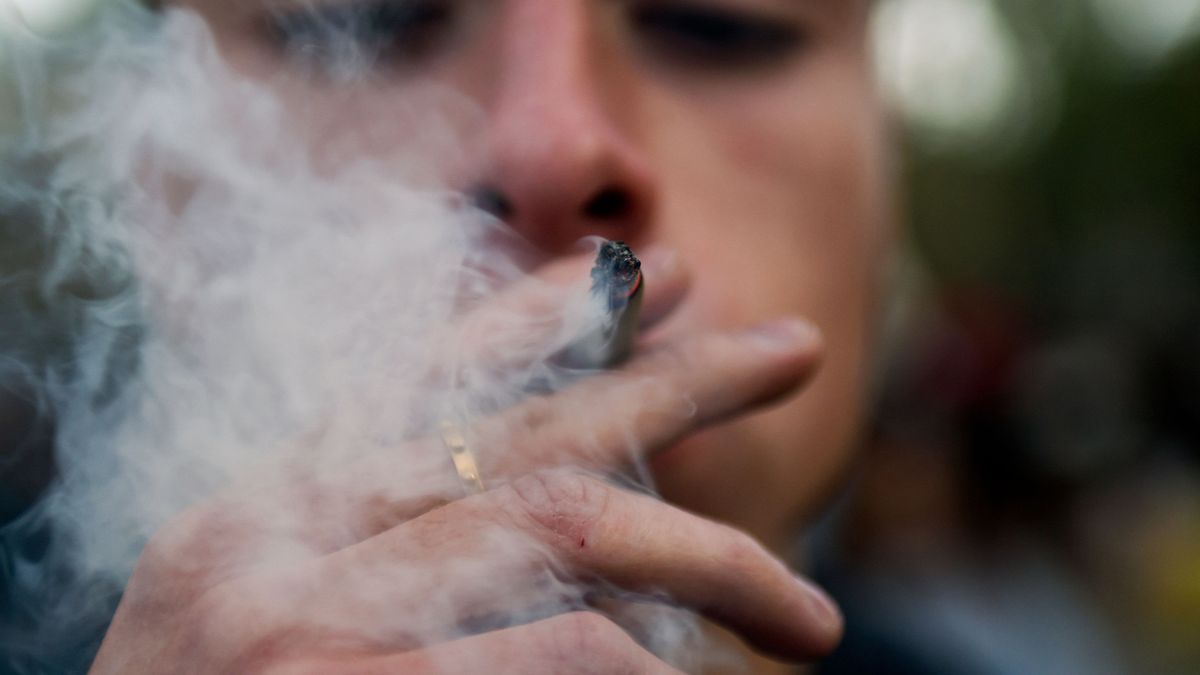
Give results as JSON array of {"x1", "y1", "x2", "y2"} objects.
[
  {"x1": 646, "y1": 60, "x2": 890, "y2": 526},
  {"x1": 651, "y1": 61, "x2": 886, "y2": 334}
]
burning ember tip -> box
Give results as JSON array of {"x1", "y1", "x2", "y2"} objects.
[{"x1": 591, "y1": 241, "x2": 642, "y2": 301}]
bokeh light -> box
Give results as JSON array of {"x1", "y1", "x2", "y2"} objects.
[
  {"x1": 872, "y1": 0, "x2": 1039, "y2": 156},
  {"x1": 1091, "y1": 0, "x2": 1200, "y2": 66}
]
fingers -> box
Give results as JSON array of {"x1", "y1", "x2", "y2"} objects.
[
  {"x1": 488, "y1": 317, "x2": 823, "y2": 475},
  {"x1": 271, "y1": 613, "x2": 684, "y2": 675},
  {"x1": 261, "y1": 316, "x2": 822, "y2": 553},
  {"x1": 180, "y1": 302, "x2": 818, "y2": 577},
  {"x1": 299, "y1": 471, "x2": 840, "y2": 662},
  {"x1": 497, "y1": 472, "x2": 842, "y2": 660}
]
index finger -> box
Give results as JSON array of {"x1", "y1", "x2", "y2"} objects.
[{"x1": 480, "y1": 317, "x2": 823, "y2": 478}]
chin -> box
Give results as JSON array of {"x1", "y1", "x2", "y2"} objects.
[
  {"x1": 650, "y1": 424, "x2": 769, "y2": 526},
  {"x1": 650, "y1": 395, "x2": 846, "y2": 551}
]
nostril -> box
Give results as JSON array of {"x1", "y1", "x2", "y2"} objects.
[
  {"x1": 469, "y1": 186, "x2": 515, "y2": 220},
  {"x1": 583, "y1": 187, "x2": 632, "y2": 220}
]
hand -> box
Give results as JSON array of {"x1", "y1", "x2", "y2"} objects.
[{"x1": 90, "y1": 252, "x2": 839, "y2": 674}]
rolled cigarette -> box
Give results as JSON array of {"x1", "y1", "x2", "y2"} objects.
[
  {"x1": 561, "y1": 241, "x2": 644, "y2": 369},
  {"x1": 592, "y1": 241, "x2": 643, "y2": 366}
]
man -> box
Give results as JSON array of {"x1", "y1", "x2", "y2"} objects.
[{"x1": 10, "y1": 0, "x2": 894, "y2": 672}]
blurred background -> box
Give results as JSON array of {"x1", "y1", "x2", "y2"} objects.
[
  {"x1": 1, "y1": 0, "x2": 1196, "y2": 673},
  {"x1": 816, "y1": 1, "x2": 1200, "y2": 674}
]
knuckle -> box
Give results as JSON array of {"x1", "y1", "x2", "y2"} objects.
[
  {"x1": 651, "y1": 340, "x2": 700, "y2": 375},
  {"x1": 718, "y1": 526, "x2": 773, "y2": 576},
  {"x1": 139, "y1": 508, "x2": 203, "y2": 567},
  {"x1": 542, "y1": 612, "x2": 633, "y2": 669},
  {"x1": 192, "y1": 582, "x2": 252, "y2": 642},
  {"x1": 499, "y1": 470, "x2": 612, "y2": 546},
  {"x1": 190, "y1": 580, "x2": 279, "y2": 668},
  {"x1": 135, "y1": 505, "x2": 231, "y2": 593},
  {"x1": 514, "y1": 394, "x2": 555, "y2": 430}
]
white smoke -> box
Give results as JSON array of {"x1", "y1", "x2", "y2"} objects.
[{"x1": 0, "y1": 2, "x2": 712, "y2": 672}]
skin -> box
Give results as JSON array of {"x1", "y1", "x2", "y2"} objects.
[{"x1": 92, "y1": 0, "x2": 891, "y2": 672}]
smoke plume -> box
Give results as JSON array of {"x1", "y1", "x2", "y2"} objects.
[{"x1": 0, "y1": 2, "x2": 710, "y2": 672}]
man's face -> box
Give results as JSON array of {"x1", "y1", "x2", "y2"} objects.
[{"x1": 174, "y1": 0, "x2": 889, "y2": 547}]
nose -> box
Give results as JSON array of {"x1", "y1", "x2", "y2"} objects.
[{"x1": 465, "y1": 1, "x2": 657, "y2": 254}]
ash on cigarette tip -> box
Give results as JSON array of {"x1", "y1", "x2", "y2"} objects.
[{"x1": 590, "y1": 241, "x2": 641, "y2": 301}]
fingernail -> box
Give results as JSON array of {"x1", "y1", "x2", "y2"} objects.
[
  {"x1": 743, "y1": 318, "x2": 819, "y2": 352},
  {"x1": 638, "y1": 247, "x2": 678, "y2": 277},
  {"x1": 796, "y1": 576, "x2": 842, "y2": 629}
]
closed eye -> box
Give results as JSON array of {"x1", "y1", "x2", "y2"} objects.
[{"x1": 631, "y1": 1, "x2": 807, "y2": 72}]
